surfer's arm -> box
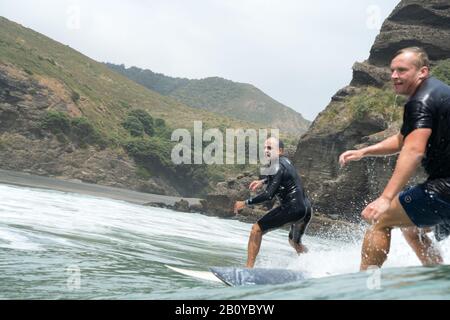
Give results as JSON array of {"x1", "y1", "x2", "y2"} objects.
[
  {"x1": 339, "y1": 133, "x2": 403, "y2": 167},
  {"x1": 361, "y1": 133, "x2": 404, "y2": 157},
  {"x1": 249, "y1": 176, "x2": 268, "y2": 191},
  {"x1": 362, "y1": 128, "x2": 431, "y2": 221},
  {"x1": 381, "y1": 128, "x2": 430, "y2": 201},
  {"x1": 245, "y1": 167, "x2": 283, "y2": 205}
]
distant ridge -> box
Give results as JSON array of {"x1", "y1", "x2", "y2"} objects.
[{"x1": 105, "y1": 63, "x2": 311, "y2": 135}]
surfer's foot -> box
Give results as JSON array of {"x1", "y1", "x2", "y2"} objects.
[
  {"x1": 289, "y1": 239, "x2": 308, "y2": 255},
  {"x1": 295, "y1": 244, "x2": 308, "y2": 255}
]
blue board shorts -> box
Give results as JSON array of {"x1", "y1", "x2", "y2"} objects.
[{"x1": 399, "y1": 184, "x2": 450, "y2": 228}]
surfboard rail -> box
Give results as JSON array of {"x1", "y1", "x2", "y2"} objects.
[
  {"x1": 165, "y1": 265, "x2": 222, "y2": 283},
  {"x1": 166, "y1": 265, "x2": 306, "y2": 286}
]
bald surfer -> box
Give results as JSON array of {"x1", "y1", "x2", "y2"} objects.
[{"x1": 234, "y1": 137, "x2": 312, "y2": 268}]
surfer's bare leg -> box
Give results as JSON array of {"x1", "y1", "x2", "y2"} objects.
[
  {"x1": 401, "y1": 227, "x2": 443, "y2": 266},
  {"x1": 361, "y1": 196, "x2": 415, "y2": 270},
  {"x1": 246, "y1": 223, "x2": 263, "y2": 268},
  {"x1": 288, "y1": 213, "x2": 310, "y2": 255}
]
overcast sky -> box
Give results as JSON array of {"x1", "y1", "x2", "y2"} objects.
[{"x1": 0, "y1": 0, "x2": 399, "y2": 121}]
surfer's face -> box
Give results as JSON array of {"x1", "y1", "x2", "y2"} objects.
[
  {"x1": 390, "y1": 52, "x2": 429, "y2": 96},
  {"x1": 264, "y1": 139, "x2": 281, "y2": 160}
]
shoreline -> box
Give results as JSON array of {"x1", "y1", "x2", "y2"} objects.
[{"x1": 0, "y1": 168, "x2": 202, "y2": 207}]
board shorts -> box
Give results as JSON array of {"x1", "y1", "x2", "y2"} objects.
[
  {"x1": 257, "y1": 201, "x2": 312, "y2": 244},
  {"x1": 399, "y1": 184, "x2": 450, "y2": 228}
]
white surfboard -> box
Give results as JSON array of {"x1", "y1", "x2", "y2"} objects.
[
  {"x1": 166, "y1": 265, "x2": 306, "y2": 286},
  {"x1": 165, "y1": 265, "x2": 222, "y2": 283}
]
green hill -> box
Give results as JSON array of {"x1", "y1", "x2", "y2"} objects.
[
  {"x1": 0, "y1": 16, "x2": 280, "y2": 197},
  {"x1": 0, "y1": 17, "x2": 260, "y2": 137},
  {"x1": 105, "y1": 63, "x2": 311, "y2": 135}
]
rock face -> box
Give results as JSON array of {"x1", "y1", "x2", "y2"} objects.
[
  {"x1": 293, "y1": 0, "x2": 450, "y2": 221},
  {"x1": 204, "y1": 171, "x2": 265, "y2": 218},
  {"x1": 369, "y1": 0, "x2": 450, "y2": 67}
]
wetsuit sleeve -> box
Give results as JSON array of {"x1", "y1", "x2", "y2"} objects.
[
  {"x1": 246, "y1": 166, "x2": 283, "y2": 205},
  {"x1": 400, "y1": 100, "x2": 433, "y2": 138}
]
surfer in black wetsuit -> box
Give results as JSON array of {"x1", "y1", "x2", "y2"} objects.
[
  {"x1": 234, "y1": 137, "x2": 312, "y2": 268},
  {"x1": 339, "y1": 47, "x2": 449, "y2": 270}
]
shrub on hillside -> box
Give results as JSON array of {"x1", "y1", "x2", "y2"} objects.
[
  {"x1": 432, "y1": 59, "x2": 450, "y2": 85},
  {"x1": 347, "y1": 87, "x2": 403, "y2": 122},
  {"x1": 122, "y1": 116, "x2": 144, "y2": 137},
  {"x1": 40, "y1": 111, "x2": 71, "y2": 135},
  {"x1": 71, "y1": 117, "x2": 106, "y2": 147},
  {"x1": 128, "y1": 109, "x2": 155, "y2": 136},
  {"x1": 40, "y1": 111, "x2": 106, "y2": 148}
]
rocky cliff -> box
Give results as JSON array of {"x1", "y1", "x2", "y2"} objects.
[{"x1": 293, "y1": 0, "x2": 450, "y2": 221}]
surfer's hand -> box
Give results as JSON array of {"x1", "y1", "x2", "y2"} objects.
[
  {"x1": 361, "y1": 196, "x2": 391, "y2": 223},
  {"x1": 249, "y1": 180, "x2": 264, "y2": 191},
  {"x1": 234, "y1": 201, "x2": 246, "y2": 215},
  {"x1": 339, "y1": 150, "x2": 364, "y2": 167}
]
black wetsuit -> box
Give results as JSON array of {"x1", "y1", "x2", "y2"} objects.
[
  {"x1": 245, "y1": 156, "x2": 312, "y2": 244},
  {"x1": 400, "y1": 76, "x2": 450, "y2": 239}
]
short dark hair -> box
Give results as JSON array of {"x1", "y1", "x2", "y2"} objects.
[{"x1": 393, "y1": 47, "x2": 430, "y2": 69}]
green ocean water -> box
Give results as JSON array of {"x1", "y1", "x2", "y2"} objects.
[{"x1": 0, "y1": 183, "x2": 449, "y2": 300}]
